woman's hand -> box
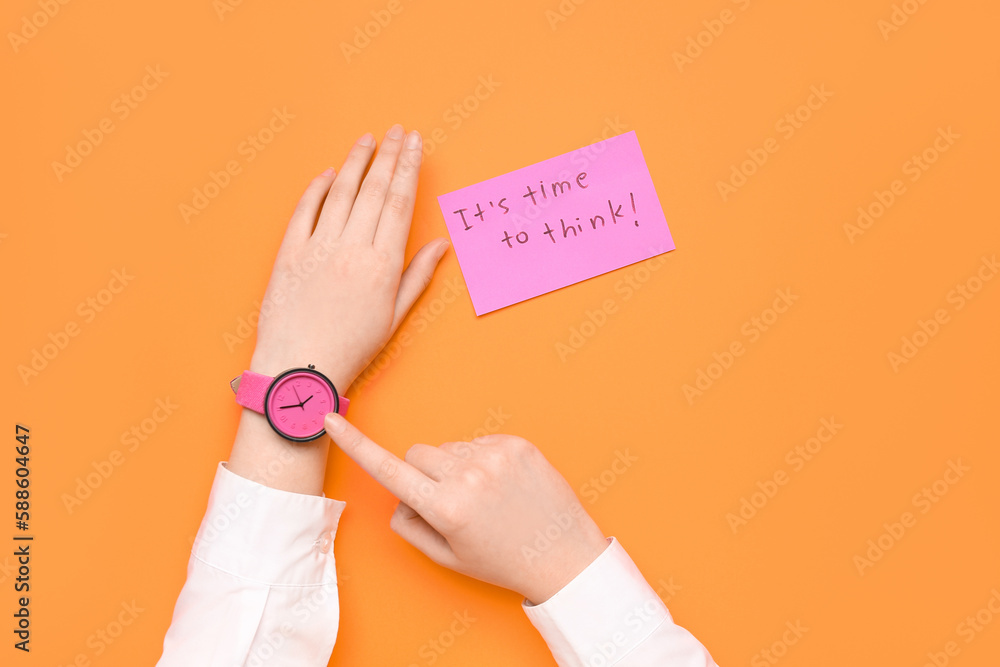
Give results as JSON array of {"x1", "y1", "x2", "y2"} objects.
[
  {"x1": 226, "y1": 125, "x2": 448, "y2": 495},
  {"x1": 249, "y1": 125, "x2": 449, "y2": 393},
  {"x1": 324, "y1": 413, "x2": 610, "y2": 605}
]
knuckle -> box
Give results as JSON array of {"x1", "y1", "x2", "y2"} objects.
[
  {"x1": 459, "y1": 466, "x2": 487, "y2": 489},
  {"x1": 378, "y1": 456, "x2": 398, "y2": 481},
  {"x1": 362, "y1": 179, "x2": 387, "y2": 201},
  {"x1": 326, "y1": 185, "x2": 353, "y2": 206},
  {"x1": 508, "y1": 435, "x2": 533, "y2": 455},
  {"x1": 386, "y1": 190, "x2": 412, "y2": 216}
]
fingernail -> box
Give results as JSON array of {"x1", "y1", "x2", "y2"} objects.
[
  {"x1": 358, "y1": 132, "x2": 375, "y2": 147},
  {"x1": 437, "y1": 239, "x2": 450, "y2": 255},
  {"x1": 325, "y1": 412, "x2": 346, "y2": 434},
  {"x1": 405, "y1": 130, "x2": 422, "y2": 149},
  {"x1": 387, "y1": 124, "x2": 404, "y2": 140},
  {"x1": 321, "y1": 167, "x2": 335, "y2": 177}
]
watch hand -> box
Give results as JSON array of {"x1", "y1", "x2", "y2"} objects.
[
  {"x1": 292, "y1": 386, "x2": 303, "y2": 403},
  {"x1": 299, "y1": 395, "x2": 313, "y2": 409},
  {"x1": 277, "y1": 404, "x2": 301, "y2": 410}
]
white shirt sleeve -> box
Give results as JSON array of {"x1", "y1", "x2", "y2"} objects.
[
  {"x1": 156, "y1": 461, "x2": 347, "y2": 667},
  {"x1": 522, "y1": 537, "x2": 718, "y2": 667}
]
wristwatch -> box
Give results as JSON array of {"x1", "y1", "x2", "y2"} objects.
[{"x1": 230, "y1": 364, "x2": 349, "y2": 442}]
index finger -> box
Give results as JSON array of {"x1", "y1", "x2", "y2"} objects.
[{"x1": 324, "y1": 412, "x2": 435, "y2": 511}]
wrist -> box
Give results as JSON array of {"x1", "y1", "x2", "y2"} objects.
[
  {"x1": 248, "y1": 351, "x2": 355, "y2": 398},
  {"x1": 228, "y1": 354, "x2": 351, "y2": 495},
  {"x1": 227, "y1": 407, "x2": 331, "y2": 495},
  {"x1": 524, "y1": 530, "x2": 610, "y2": 605}
]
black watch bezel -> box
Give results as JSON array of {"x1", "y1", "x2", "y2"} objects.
[{"x1": 263, "y1": 364, "x2": 341, "y2": 443}]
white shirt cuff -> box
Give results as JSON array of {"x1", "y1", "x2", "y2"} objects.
[
  {"x1": 522, "y1": 536, "x2": 671, "y2": 666},
  {"x1": 190, "y1": 461, "x2": 347, "y2": 586}
]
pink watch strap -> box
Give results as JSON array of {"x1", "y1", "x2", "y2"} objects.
[{"x1": 231, "y1": 370, "x2": 349, "y2": 416}]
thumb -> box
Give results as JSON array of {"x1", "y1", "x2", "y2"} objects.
[
  {"x1": 389, "y1": 238, "x2": 450, "y2": 334},
  {"x1": 389, "y1": 502, "x2": 462, "y2": 570}
]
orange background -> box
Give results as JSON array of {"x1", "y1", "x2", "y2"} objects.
[{"x1": 4, "y1": 0, "x2": 999, "y2": 665}]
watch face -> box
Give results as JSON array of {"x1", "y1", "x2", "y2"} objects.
[{"x1": 264, "y1": 368, "x2": 339, "y2": 442}]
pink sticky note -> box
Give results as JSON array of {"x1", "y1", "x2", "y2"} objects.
[{"x1": 437, "y1": 131, "x2": 674, "y2": 316}]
